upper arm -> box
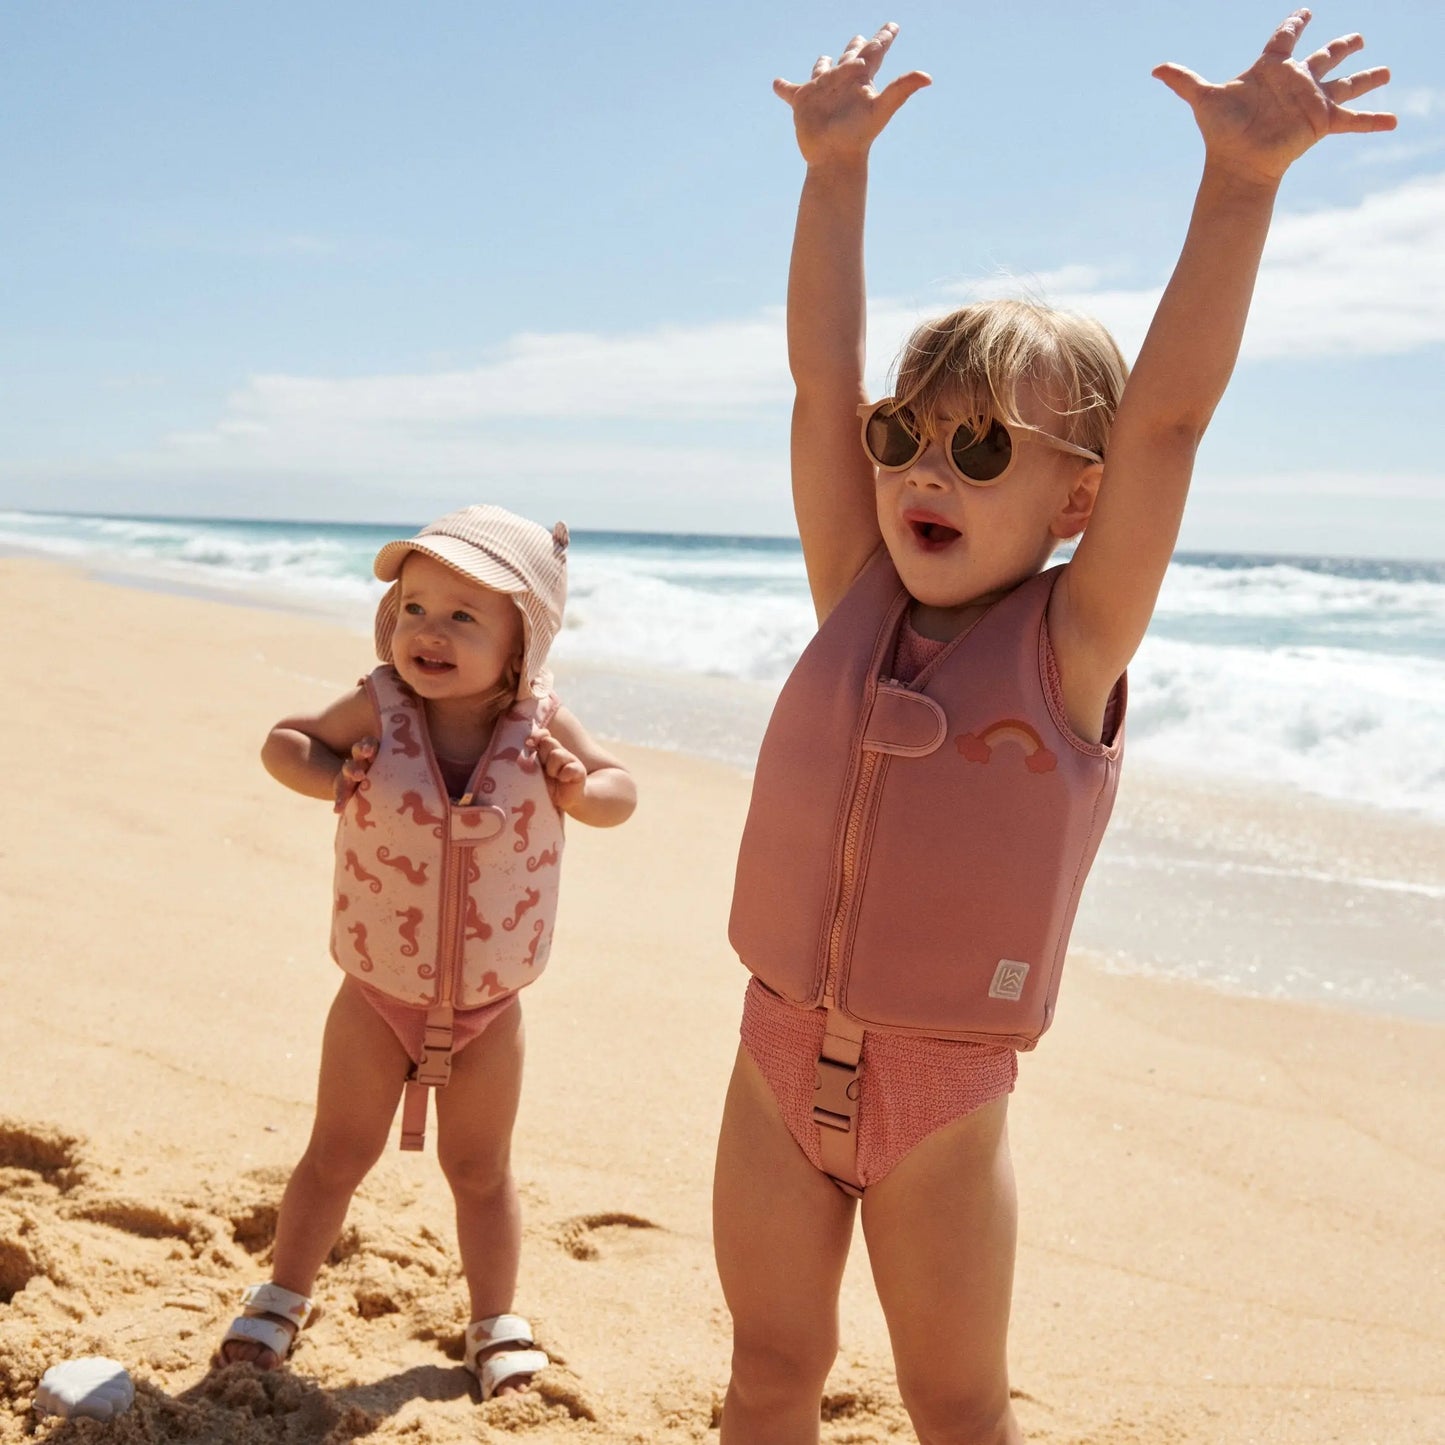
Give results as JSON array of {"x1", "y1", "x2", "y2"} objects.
[
  {"x1": 1047, "y1": 426, "x2": 1201, "y2": 735},
  {"x1": 270, "y1": 684, "x2": 377, "y2": 758},
  {"x1": 791, "y1": 389, "x2": 883, "y2": 623}
]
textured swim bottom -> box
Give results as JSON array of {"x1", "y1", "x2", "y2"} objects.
[
  {"x1": 357, "y1": 982, "x2": 518, "y2": 1068},
  {"x1": 739, "y1": 977, "x2": 1017, "y2": 1189}
]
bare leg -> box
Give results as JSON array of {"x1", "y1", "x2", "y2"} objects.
[
  {"x1": 219, "y1": 978, "x2": 409, "y2": 1367},
  {"x1": 714, "y1": 1046, "x2": 857, "y2": 1445},
  {"x1": 434, "y1": 999, "x2": 528, "y2": 1393},
  {"x1": 862, "y1": 1095, "x2": 1022, "y2": 1445}
]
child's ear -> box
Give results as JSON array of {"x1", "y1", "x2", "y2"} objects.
[{"x1": 1051, "y1": 462, "x2": 1103, "y2": 540}]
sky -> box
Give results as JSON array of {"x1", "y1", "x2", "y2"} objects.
[{"x1": 3, "y1": 0, "x2": 1443, "y2": 558}]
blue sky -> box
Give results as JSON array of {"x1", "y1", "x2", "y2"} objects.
[{"x1": 3, "y1": 1, "x2": 1443, "y2": 557}]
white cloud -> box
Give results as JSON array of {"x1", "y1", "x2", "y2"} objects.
[
  {"x1": 1397, "y1": 87, "x2": 1445, "y2": 119},
  {"x1": 37, "y1": 170, "x2": 1443, "y2": 523}
]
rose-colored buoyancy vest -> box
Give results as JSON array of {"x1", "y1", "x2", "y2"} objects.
[
  {"x1": 729, "y1": 549, "x2": 1125, "y2": 1048},
  {"x1": 331, "y1": 668, "x2": 565, "y2": 1009}
]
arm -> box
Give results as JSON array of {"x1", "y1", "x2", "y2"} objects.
[
  {"x1": 1051, "y1": 10, "x2": 1394, "y2": 720},
  {"x1": 262, "y1": 686, "x2": 378, "y2": 805},
  {"x1": 773, "y1": 24, "x2": 930, "y2": 621},
  {"x1": 532, "y1": 706, "x2": 637, "y2": 828}
]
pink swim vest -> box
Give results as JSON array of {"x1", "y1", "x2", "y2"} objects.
[
  {"x1": 331, "y1": 667, "x2": 565, "y2": 1010},
  {"x1": 729, "y1": 548, "x2": 1125, "y2": 1049}
]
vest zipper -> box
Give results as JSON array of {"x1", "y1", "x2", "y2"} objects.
[{"x1": 823, "y1": 748, "x2": 880, "y2": 995}]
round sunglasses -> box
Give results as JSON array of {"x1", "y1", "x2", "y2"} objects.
[{"x1": 858, "y1": 398, "x2": 1102, "y2": 487}]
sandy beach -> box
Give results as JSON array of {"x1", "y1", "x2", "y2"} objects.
[{"x1": 2, "y1": 555, "x2": 1442, "y2": 1445}]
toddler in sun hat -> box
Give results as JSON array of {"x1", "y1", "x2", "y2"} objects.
[{"x1": 218, "y1": 501, "x2": 634, "y2": 1403}]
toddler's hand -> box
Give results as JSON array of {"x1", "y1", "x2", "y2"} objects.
[
  {"x1": 333, "y1": 737, "x2": 378, "y2": 814},
  {"x1": 774, "y1": 22, "x2": 930, "y2": 166},
  {"x1": 533, "y1": 728, "x2": 588, "y2": 813},
  {"x1": 1154, "y1": 8, "x2": 1394, "y2": 186}
]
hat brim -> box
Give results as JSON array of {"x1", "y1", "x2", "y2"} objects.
[{"x1": 373, "y1": 536, "x2": 529, "y2": 593}]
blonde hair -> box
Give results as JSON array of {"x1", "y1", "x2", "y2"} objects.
[{"x1": 892, "y1": 300, "x2": 1128, "y2": 458}]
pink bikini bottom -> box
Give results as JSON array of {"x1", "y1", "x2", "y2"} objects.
[
  {"x1": 739, "y1": 978, "x2": 1017, "y2": 1189},
  {"x1": 357, "y1": 982, "x2": 518, "y2": 1067}
]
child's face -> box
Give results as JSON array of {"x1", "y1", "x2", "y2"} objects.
[
  {"x1": 390, "y1": 552, "x2": 523, "y2": 703},
  {"x1": 874, "y1": 378, "x2": 1097, "y2": 612}
]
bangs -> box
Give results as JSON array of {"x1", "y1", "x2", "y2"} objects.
[{"x1": 889, "y1": 301, "x2": 1128, "y2": 457}]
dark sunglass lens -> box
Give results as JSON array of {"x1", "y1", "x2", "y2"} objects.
[
  {"x1": 951, "y1": 419, "x2": 1012, "y2": 482},
  {"x1": 865, "y1": 407, "x2": 923, "y2": 468}
]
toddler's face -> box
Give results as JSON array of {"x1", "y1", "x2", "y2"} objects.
[
  {"x1": 390, "y1": 552, "x2": 523, "y2": 704},
  {"x1": 873, "y1": 378, "x2": 1096, "y2": 619}
]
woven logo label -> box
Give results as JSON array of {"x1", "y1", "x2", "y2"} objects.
[{"x1": 988, "y1": 959, "x2": 1030, "y2": 1001}]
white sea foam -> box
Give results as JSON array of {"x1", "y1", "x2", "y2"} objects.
[{"x1": 6, "y1": 510, "x2": 1442, "y2": 822}]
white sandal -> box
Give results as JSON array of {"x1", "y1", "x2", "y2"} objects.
[
  {"x1": 218, "y1": 1283, "x2": 318, "y2": 1366},
  {"x1": 464, "y1": 1313, "x2": 548, "y2": 1400}
]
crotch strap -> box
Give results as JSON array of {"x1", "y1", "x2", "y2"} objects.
[
  {"x1": 814, "y1": 1005, "x2": 866, "y2": 1198},
  {"x1": 400, "y1": 1004, "x2": 455, "y2": 1151}
]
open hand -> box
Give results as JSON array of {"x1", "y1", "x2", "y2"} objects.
[
  {"x1": 774, "y1": 22, "x2": 931, "y2": 166},
  {"x1": 333, "y1": 737, "x2": 378, "y2": 813},
  {"x1": 533, "y1": 727, "x2": 588, "y2": 813},
  {"x1": 1154, "y1": 9, "x2": 1394, "y2": 185}
]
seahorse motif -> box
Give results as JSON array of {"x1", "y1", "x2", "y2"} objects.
[
  {"x1": 335, "y1": 891, "x2": 350, "y2": 912},
  {"x1": 347, "y1": 922, "x2": 375, "y2": 971},
  {"x1": 377, "y1": 848, "x2": 429, "y2": 886},
  {"x1": 494, "y1": 745, "x2": 540, "y2": 776},
  {"x1": 526, "y1": 844, "x2": 560, "y2": 873},
  {"x1": 344, "y1": 850, "x2": 383, "y2": 894},
  {"x1": 502, "y1": 887, "x2": 541, "y2": 932},
  {"x1": 463, "y1": 895, "x2": 493, "y2": 942},
  {"x1": 397, "y1": 790, "x2": 445, "y2": 826},
  {"x1": 395, "y1": 906, "x2": 423, "y2": 957},
  {"x1": 417, "y1": 959, "x2": 437, "y2": 980},
  {"x1": 523, "y1": 918, "x2": 546, "y2": 968},
  {"x1": 465, "y1": 853, "x2": 482, "y2": 886},
  {"x1": 390, "y1": 711, "x2": 422, "y2": 759},
  {"x1": 511, "y1": 799, "x2": 535, "y2": 854},
  {"x1": 477, "y1": 970, "x2": 506, "y2": 998},
  {"x1": 351, "y1": 784, "x2": 376, "y2": 830}
]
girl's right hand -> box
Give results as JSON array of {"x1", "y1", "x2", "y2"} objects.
[
  {"x1": 774, "y1": 22, "x2": 931, "y2": 166},
  {"x1": 333, "y1": 737, "x2": 379, "y2": 814}
]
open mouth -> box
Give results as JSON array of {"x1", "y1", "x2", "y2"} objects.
[
  {"x1": 412, "y1": 654, "x2": 456, "y2": 675},
  {"x1": 906, "y1": 515, "x2": 962, "y2": 549}
]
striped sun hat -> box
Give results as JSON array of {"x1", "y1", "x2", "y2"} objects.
[{"x1": 372, "y1": 505, "x2": 569, "y2": 699}]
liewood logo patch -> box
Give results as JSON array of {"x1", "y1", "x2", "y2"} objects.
[{"x1": 988, "y1": 959, "x2": 1030, "y2": 1001}]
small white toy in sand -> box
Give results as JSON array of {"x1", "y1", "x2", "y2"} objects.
[{"x1": 34, "y1": 1357, "x2": 135, "y2": 1422}]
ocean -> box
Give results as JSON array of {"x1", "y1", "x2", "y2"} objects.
[
  {"x1": 7, "y1": 507, "x2": 1443, "y2": 1021},
  {"x1": 6, "y1": 506, "x2": 1441, "y2": 823}
]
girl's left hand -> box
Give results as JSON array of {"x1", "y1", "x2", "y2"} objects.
[
  {"x1": 533, "y1": 727, "x2": 588, "y2": 812},
  {"x1": 1154, "y1": 8, "x2": 1395, "y2": 185}
]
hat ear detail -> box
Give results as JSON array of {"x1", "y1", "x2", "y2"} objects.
[{"x1": 552, "y1": 522, "x2": 569, "y2": 554}]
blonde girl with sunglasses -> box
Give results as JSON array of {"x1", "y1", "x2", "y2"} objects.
[{"x1": 714, "y1": 13, "x2": 1393, "y2": 1443}]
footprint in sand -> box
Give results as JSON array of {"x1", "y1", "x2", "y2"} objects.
[
  {"x1": 556, "y1": 1211, "x2": 662, "y2": 1262},
  {"x1": 0, "y1": 1118, "x2": 89, "y2": 1196}
]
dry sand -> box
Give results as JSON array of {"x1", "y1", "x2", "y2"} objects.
[{"x1": 1, "y1": 556, "x2": 1441, "y2": 1444}]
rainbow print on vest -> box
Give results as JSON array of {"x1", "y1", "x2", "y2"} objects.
[{"x1": 331, "y1": 667, "x2": 565, "y2": 1008}]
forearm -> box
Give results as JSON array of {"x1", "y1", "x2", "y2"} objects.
[
  {"x1": 563, "y1": 765, "x2": 637, "y2": 828},
  {"x1": 1120, "y1": 161, "x2": 1279, "y2": 441},
  {"x1": 787, "y1": 160, "x2": 870, "y2": 395},
  {"x1": 261, "y1": 727, "x2": 344, "y2": 801}
]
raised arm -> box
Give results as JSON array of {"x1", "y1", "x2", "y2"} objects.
[
  {"x1": 1051, "y1": 9, "x2": 1394, "y2": 712},
  {"x1": 773, "y1": 23, "x2": 930, "y2": 621}
]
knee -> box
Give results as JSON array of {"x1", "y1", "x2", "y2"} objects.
[
  {"x1": 898, "y1": 1375, "x2": 1015, "y2": 1445},
  {"x1": 729, "y1": 1331, "x2": 836, "y2": 1410},
  {"x1": 299, "y1": 1126, "x2": 386, "y2": 1191},
  {"x1": 438, "y1": 1143, "x2": 511, "y2": 1204}
]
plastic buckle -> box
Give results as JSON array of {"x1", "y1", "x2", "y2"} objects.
[{"x1": 813, "y1": 1056, "x2": 860, "y2": 1132}]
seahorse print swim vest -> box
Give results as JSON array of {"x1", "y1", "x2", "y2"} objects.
[
  {"x1": 729, "y1": 547, "x2": 1125, "y2": 1049},
  {"x1": 331, "y1": 666, "x2": 565, "y2": 1009}
]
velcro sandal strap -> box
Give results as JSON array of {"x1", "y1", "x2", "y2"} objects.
[
  {"x1": 240, "y1": 1282, "x2": 316, "y2": 1329},
  {"x1": 222, "y1": 1314, "x2": 298, "y2": 1361},
  {"x1": 466, "y1": 1313, "x2": 535, "y2": 1353},
  {"x1": 478, "y1": 1347, "x2": 549, "y2": 1401}
]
